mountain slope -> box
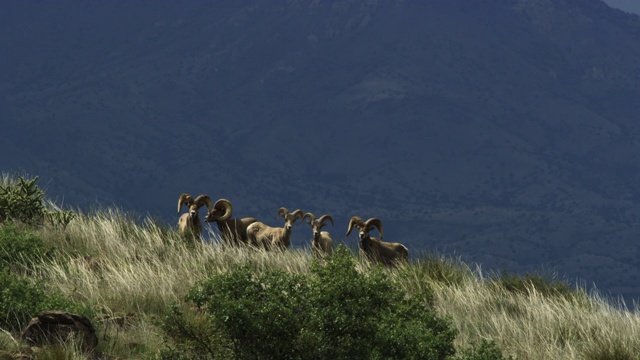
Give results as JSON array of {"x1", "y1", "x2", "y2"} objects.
[{"x1": 2, "y1": 0, "x2": 640, "y2": 300}]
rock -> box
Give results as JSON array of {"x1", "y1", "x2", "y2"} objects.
[{"x1": 20, "y1": 311, "x2": 98, "y2": 354}]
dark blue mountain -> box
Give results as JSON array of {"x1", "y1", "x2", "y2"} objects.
[{"x1": 2, "y1": 0, "x2": 640, "y2": 302}]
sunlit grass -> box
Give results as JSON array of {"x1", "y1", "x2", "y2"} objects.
[{"x1": 0, "y1": 208, "x2": 638, "y2": 359}]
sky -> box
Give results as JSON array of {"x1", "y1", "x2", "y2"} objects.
[{"x1": 602, "y1": 0, "x2": 640, "y2": 15}]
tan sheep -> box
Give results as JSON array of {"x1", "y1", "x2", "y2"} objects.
[
  {"x1": 246, "y1": 207, "x2": 304, "y2": 250},
  {"x1": 302, "y1": 212, "x2": 334, "y2": 258},
  {"x1": 205, "y1": 199, "x2": 258, "y2": 247},
  {"x1": 177, "y1": 193, "x2": 212, "y2": 239},
  {"x1": 346, "y1": 216, "x2": 408, "y2": 266}
]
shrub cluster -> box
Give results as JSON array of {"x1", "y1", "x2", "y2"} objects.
[
  {"x1": 0, "y1": 269, "x2": 92, "y2": 333},
  {"x1": 0, "y1": 223, "x2": 53, "y2": 272},
  {"x1": 160, "y1": 246, "x2": 509, "y2": 360},
  {"x1": 0, "y1": 224, "x2": 92, "y2": 333},
  {"x1": 0, "y1": 175, "x2": 75, "y2": 229},
  {"x1": 0, "y1": 175, "x2": 89, "y2": 337},
  {"x1": 0, "y1": 176, "x2": 47, "y2": 225}
]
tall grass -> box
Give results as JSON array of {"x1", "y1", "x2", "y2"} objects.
[
  {"x1": 1, "y1": 208, "x2": 639, "y2": 359},
  {"x1": 38, "y1": 210, "x2": 314, "y2": 312},
  {"x1": 431, "y1": 272, "x2": 640, "y2": 359}
]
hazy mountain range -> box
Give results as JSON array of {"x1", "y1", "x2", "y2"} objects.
[
  {"x1": 603, "y1": 0, "x2": 640, "y2": 15},
  {"x1": 2, "y1": 0, "x2": 640, "y2": 302}
]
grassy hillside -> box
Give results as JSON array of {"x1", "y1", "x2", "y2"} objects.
[
  {"x1": 4, "y1": 0, "x2": 640, "y2": 303},
  {"x1": 1, "y1": 176, "x2": 639, "y2": 359}
]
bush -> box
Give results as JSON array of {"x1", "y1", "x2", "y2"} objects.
[
  {"x1": 0, "y1": 175, "x2": 75, "y2": 229},
  {"x1": 0, "y1": 269, "x2": 92, "y2": 333},
  {"x1": 0, "y1": 223, "x2": 53, "y2": 271},
  {"x1": 302, "y1": 247, "x2": 454, "y2": 360},
  {"x1": 160, "y1": 246, "x2": 512, "y2": 360},
  {"x1": 0, "y1": 176, "x2": 47, "y2": 226},
  {"x1": 184, "y1": 266, "x2": 311, "y2": 359}
]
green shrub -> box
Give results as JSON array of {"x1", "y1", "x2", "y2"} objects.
[
  {"x1": 0, "y1": 223, "x2": 53, "y2": 271},
  {"x1": 0, "y1": 176, "x2": 47, "y2": 226},
  {"x1": 303, "y1": 247, "x2": 454, "y2": 360},
  {"x1": 184, "y1": 266, "x2": 311, "y2": 359},
  {"x1": 0, "y1": 175, "x2": 75, "y2": 229},
  {"x1": 160, "y1": 246, "x2": 511, "y2": 360},
  {"x1": 0, "y1": 270, "x2": 92, "y2": 332}
]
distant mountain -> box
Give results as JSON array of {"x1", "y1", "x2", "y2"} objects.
[
  {"x1": 603, "y1": 0, "x2": 640, "y2": 15},
  {"x1": 2, "y1": 0, "x2": 640, "y2": 301}
]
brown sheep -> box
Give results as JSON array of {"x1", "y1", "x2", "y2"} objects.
[
  {"x1": 346, "y1": 216, "x2": 408, "y2": 266},
  {"x1": 302, "y1": 212, "x2": 334, "y2": 258},
  {"x1": 177, "y1": 193, "x2": 212, "y2": 239},
  {"x1": 246, "y1": 207, "x2": 304, "y2": 250},
  {"x1": 205, "y1": 199, "x2": 258, "y2": 247}
]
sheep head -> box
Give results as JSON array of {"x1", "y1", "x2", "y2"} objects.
[
  {"x1": 346, "y1": 216, "x2": 383, "y2": 240},
  {"x1": 205, "y1": 198, "x2": 233, "y2": 223},
  {"x1": 303, "y1": 212, "x2": 334, "y2": 240},
  {"x1": 177, "y1": 193, "x2": 212, "y2": 220},
  {"x1": 277, "y1": 207, "x2": 304, "y2": 232}
]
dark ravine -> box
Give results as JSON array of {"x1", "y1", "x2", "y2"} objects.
[{"x1": 2, "y1": 0, "x2": 640, "y2": 302}]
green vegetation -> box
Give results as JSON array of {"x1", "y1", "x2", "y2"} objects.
[
  {"x1": 0, "y1": 269, "x2": 92, "y2": 333},
  {"x1": 0, "y1": 223, "x2": 53, "y2": 272},
  {"x1": 0, "y1": 174, "x2": 75, "y2": 229},
  {"x1": 161, "y1": 246, "x2": 463, "y2": 359},
  {"x1": 0, "y1": 174, "x2": 638, "y2": 359},
  {"x1": 0, "y1": 179, "x2": 91, "y2": 334}
]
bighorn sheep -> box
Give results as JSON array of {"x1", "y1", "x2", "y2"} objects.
[
  {"x1": 346, "y1": 216, "x2": 409, "y2": 266},
  {"x1": 177, "y1": 193, "x2": 212, "y2": 239},
  {"x1": 302, "y1": 212, "x2": 334, "y2": 258},
  {"x1": 246, "y1": 208, "x2": 304, "y2": 250},
  {"x1": 205, "y1": 199, "x2": 258, "y2": 246}
]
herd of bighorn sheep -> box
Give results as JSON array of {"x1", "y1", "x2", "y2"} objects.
[{"x1": 177, "y1": 193, "x2": 409, "y2": 266}]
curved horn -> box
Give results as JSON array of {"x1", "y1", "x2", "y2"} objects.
[
  {"x1": 210, "y1": 199, "x2": 233, "y2": 221},
  {"x1": 346, "y1": 216, "x2": 363, "y2": 236},
  {"x1": 177, "y1": 193, "x2": 193, "y2": 213},
  {"x1": 303, "y1": 212, "x2": 316, "y2": 225},
  {"x1": 364, "y1": 218, "x2": 383, "y2": 239},
  {"x1": 277, "y1": 207, "x2": 289, "y2": 219},
  {"x1": 290, "y1": 209, "x2": 304, "y2": 223},
  {"x1": 318, "y1": 214, "x2": 334, "y2": 227},
  {"x1": 195, "y1": 194, "x2": 212, "y2": 210}
]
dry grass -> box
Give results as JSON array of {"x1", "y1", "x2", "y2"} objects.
[
  {"x1": 3, "y1": 209, "x2": 639, "y2": 359},
  {"x1": 38, "y1": 210, "x2": 315, "y2": 312},
  {"x1": 431, "y1": 274, "x2": 640, "y2": 359}
]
